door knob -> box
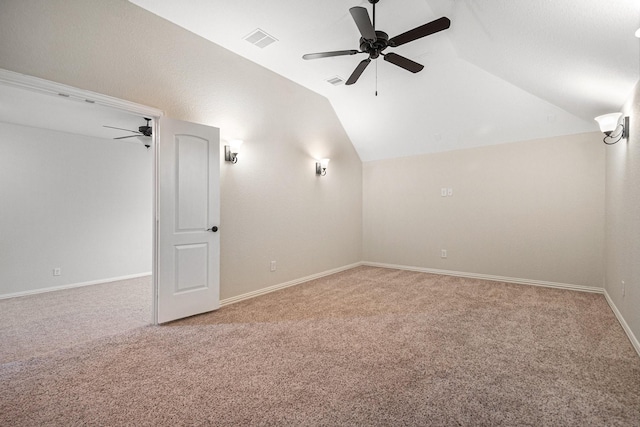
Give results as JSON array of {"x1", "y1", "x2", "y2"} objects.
[{"x1": 206, "y1": 226, "x2": 218, "y2": 232}]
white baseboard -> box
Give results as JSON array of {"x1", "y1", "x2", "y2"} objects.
[
  {"x1": 220, "y1": 262, "x2": 363, "y2": 307},
  {"x1": 362, "y1": 262, "x2": 604, "y2": 294},
  {"x1": 0, "y1": 272, "x2": 152, "y2": 300},
  {"x1": 604, "y1": 290, "x2": 640, "y2": 358},
  {"x1": 364, "y1": 262, "x2": 640, "y2": 358}
]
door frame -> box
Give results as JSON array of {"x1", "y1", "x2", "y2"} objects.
[{"x1": 0, "y1": 68, "x2": 165, "y2": 324}]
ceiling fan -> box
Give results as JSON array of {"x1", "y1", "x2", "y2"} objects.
[
  {"x1": 302, "y1": 0, "x2": 451, "y2": 86},
  {"x1": 103, "y1": 118, "x2": 153, "y2": 147}
]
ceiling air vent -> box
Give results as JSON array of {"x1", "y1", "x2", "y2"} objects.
[
  {"x1": 244, "y1": 29, "x2": 278, "y2": 48},
  {"x1": 326, "y1": 76, "x2": 345, "y2": 86}
]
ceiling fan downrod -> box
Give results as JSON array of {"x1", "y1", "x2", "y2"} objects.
[{"x1": 370, "y1": 0, "x2": 378, "y2": 30}]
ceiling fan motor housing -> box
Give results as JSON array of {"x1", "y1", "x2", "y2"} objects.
[
  {"x1": 138, "y1": 125, "x2": 152, "y2": 137},
  {"x1": 139, "y1": 118, "x2": 152, "y2": 137},
  {"x1": 360, "y1": 31, "x2": 389, "y2": 59}
]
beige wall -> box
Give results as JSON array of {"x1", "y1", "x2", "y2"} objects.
[
  {"x1": 0, "y1": 123, "x2": 153, "y2": 295},
  {"x1": 364, "y1": 133, "x2": 606, "y2": 288},
  {"x1": 0, "y1": 0, "x2": 362, "y2": 300},
  {"x1": 605, "y1": 80, "x2": 640, "y2": 345}
]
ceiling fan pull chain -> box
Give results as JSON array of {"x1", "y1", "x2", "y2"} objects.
[{"x1": 375, "y1": 60, "x2": 378, "y2": 96}]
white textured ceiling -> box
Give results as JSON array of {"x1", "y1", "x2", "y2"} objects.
[
  {"x1": 128, "y1": 0, "x2": 639, "y2": 161},
  {"x1": 0, "y1": 84, "x2": 151, "y2": 145},
  {"x1": 2, "y1": 1, "x2": 637, "y2": 160}
]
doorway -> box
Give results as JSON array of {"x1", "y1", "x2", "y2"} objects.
[
  {"x1": 0, "y1": 70, "x2": 162, "y2": 361},
  {"x1": 1, "y1": 69, "x2": 222, "y2": 331}
]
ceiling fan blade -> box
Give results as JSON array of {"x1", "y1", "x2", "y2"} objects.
[
  {"x1": 389, "y1": 17, "x2": 451, "y2": 47},
  {"x1": 114, "y1": 134, "x2": 142, "y2": 140},
  {"x1": 303, "y1": 50, "x2": 361, "y2": 60},
  {"x1": 383, "y1": 53, "x2": 424, "y2": 73},
  {"x1": 345, "y1": 58, "x2": 371, "y2": 85},
  {"x1": 103, "y1": 125, "x2": 139, "y2": 133},
  {"x1": 349, "y1": 6, "x2": 376, "y2": 41}
]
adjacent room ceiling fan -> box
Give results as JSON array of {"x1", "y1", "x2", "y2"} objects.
[
  {"x1": 103, "y1": 118, "x2": 152, "y2": 148},
  {"x1": 302, "y1": 0, "x2": 451, "y2": 86}
]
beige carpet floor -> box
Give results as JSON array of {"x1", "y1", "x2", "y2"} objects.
[
  {"x1": 0, "y1": 275, "x2": 151, "y2": 364},
  {"x1": 1, "y1": 266, "x2": 639, "y2": 426}
]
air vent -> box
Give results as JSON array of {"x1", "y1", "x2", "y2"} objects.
[
  {"x1": 244, "y1": 29, "x2": 278, "y2": 48},
  {"x1": 326, "y1": 76, "x2": 345, "y2": 86}
]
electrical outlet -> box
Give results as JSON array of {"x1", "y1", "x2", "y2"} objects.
[
  {"x1": 622, "y1": 280, "x2": 625, "y2": 297},
  {"x1": 441, "y1": 249, "x2": 447, "y2": 258},
  {"x1": 270, "y1": 261, "x2": 276, "y2": 272},
  {"x1": 447, "y1": 188, "x2": 453, "y2": 196},
  {"x1": 53, "y1": 268, "x2": 61, "y2": 276}
]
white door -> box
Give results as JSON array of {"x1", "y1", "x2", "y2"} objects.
[{"x1": 156, "y1": 117, "x2": 220, "y2": 324}]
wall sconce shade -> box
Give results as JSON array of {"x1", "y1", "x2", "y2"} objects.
[
  {"x1": 316, "y1": 158, "x2": 330, "y2": 176},
  {"x1": 594, "y1": 113, "x2": 629, "y2": 145},
  {"x1": 224, "y1": 139, "x2": 243, "y2": 163}
]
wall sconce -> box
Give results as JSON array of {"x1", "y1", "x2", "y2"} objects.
[
  {"x1": 594, "y1": 113, "x2": 629, "y2": 145},
  {"x1": 316, "y1": 158, "x2": 330, "y2": 176},
  {"x1": 224, "y1": 139, "x2": 243, "y2": 163}
]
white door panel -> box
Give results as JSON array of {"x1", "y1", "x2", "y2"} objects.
[
  {"x1": 157, "y1": 118, "x2": 220, "y2": 324},
  {"x1": 177, "y1": 135, "x2": 209, "y2": 230}
]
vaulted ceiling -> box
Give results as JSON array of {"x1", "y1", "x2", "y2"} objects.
[
  {"x1": 1, "y1": 1, "x2": 637, "y2": 160},
  {"x1": 131, "y1": 0, "x2": 640, "y2": 161},
  {"x1": 130, "y1": 0, "x2": 638, "y2": 161}
]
